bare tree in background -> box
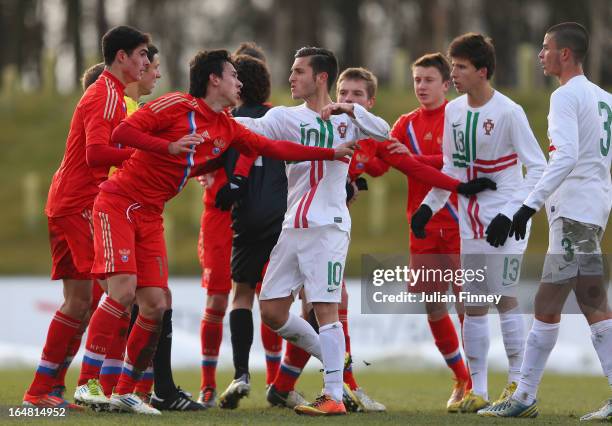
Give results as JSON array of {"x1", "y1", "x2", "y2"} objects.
[
  {"x1": 331, "y1": 0, "x2": 364, "y2": 69},
  {"x1": 65, "y1": 0, "x2": 83, "y2": 87},
  {"x1": 95, "y1": 0, "x2": 108, "y2": 54},
  {"x1": 483, "y1": 0, "x2": 521, "y2": 87}
]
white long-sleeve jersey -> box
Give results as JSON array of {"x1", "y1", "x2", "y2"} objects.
[
  {"x1": 236, "y1": 103, "x2": 389, "y2": 233},
  {"x1": 422, "y1": 91, "x2": 547, "y2": 240},
  {"x1": 524, "y1": 75, "x2": 612, "y2": 230}
]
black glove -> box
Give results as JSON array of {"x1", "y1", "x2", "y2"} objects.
[
  {"x1": 215, "y1": 175, "x2": 247, "y2": 211},
  {"x1": 345, "y1": 181, "x2": 356, "y2": 203},
  {"x1": 354, "y1": 177, "x2": 368, "y2": 191},
  {"x1": 457, "y1": 177, "x2": 497, "y2": 196},
  {"x1": 411, "y1": 204, "x2": 433, "y2": 239},
  {"x1": 509, "y1": 204, "x2": 536, "y2": 241},
  {"x1": 485, "y1": 214, "x2": 512, "y2": 247}
]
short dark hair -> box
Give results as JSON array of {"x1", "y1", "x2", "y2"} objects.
[
  {"x1": 233, "y1": 42, "x2": 266, "y2": 62},
  {"x1": 189, "y1": 49, "x2": 234, "y2": 98},
  {"x1": 102, "y1": 25, "x2": 151, "y2": 66},
  {"x1": 81, "y1": 62, "x2": 105, "y2": 91},
  {"x1": 146, "y1": 44, "x2": 159, "y2": 63},
  {"x1": 233, "y1": 54, "x2": 271, "y2": 105},
  {"x1": 295, "y1": 47, "x2": 338, "y2": 92},
  {"x1": 337, "y1": 67, "x2": 378, "y2": 99},
  {"x1": 448, "y1": 33, "x2": 496, "y2": 80},
  {"x1": 412, "y1": 52, "x2": 451, "y2": 82},
  {"x1": 546, "y1": 22, "x2": 589, "y2": 63}
]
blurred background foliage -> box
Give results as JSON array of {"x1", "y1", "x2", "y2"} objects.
[{"x1": 0, "y1": 0, "x2": 610, "y2": 276}]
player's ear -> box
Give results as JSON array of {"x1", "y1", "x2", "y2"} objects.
[
  {"x1": 366, "y1": 96, "x2": 375, "y2": 109},
  {"x1": 317, "y1": 71, "x2": 329, "y2": 87},
  {"x1": 442, "y1": 80, "x2": 450, "y2": 92}
]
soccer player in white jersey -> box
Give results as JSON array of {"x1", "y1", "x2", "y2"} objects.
[
  {"x1": 236, "y1": 46, "x2": 389, "y2": 416},
  {"x1": 479, "y1": 22, "x2": 612, "y2": 420},
  {"x1": 411, "y1": 33, "x2": 547, "y2": 413}
]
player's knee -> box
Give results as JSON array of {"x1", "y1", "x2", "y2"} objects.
[
  {"x1": 62, "y1": 293, "x2": 93, "y2": 319},
  {"x1": 260, "y1": 306, "x2": 282, "y2": 330},
  {"x1": 207, "y1": 292, "x2": 229, "y2": 312}
]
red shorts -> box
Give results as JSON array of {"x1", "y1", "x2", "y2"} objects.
[
  {"x1": 198, "y1": 204, "x2": 232, "y2": 295},
  {"x1": 91, "y1": 191, "x2": 168, "y2": 288},
  {"x1": 409, "y1": 227, "x2": 461, "y2": 294},
  {"x1": 48, "y1": 210, "x2": 94, "y2": 280}
]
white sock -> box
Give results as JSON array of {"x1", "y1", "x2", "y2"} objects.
[
  {"x1": 513, "y1": 319, "x2": 559, "y2": 405},
  {"x1": 463, "y1": 314, "x2": 490, "y2": 400},
  {"x1": 590, "y1": 319, "x2": 612, "y2": 389},
  {"x1": 500, "y1": 306, "x2": 526, "y2": 384},
  {"x1": 319, "y1": 321, "x2": 345, "y2": 402},
  {"x1": 275, "y1": 313, "x2": 322, "y2": 361}
]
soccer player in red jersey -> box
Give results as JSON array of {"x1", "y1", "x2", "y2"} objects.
[
  {"x1": 390, "y1": 53, "x2": 471, "y2": 412},
  {"x1": 76, "y1": 49, "x2": 355, "y2": 415},
  {"x1": 23, "y1": 26, "x2": 151, "y2": 410}
]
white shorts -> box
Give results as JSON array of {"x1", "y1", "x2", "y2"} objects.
[
  {"x1": 260, "y1": 225, "x2": 350, "y2": 304},
  {"x1": 460, "y1": 237, "x2": 528, "y2": 305},
  {"x1": 541, "y1": 217, "x2": 604, "y2": 284}
]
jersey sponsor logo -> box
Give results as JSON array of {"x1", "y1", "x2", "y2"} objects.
[
  {"x1": 337, "y1": 122, "x2": 348, "y2": 139},
  {"x1": 424, "y1": 131, "x2": 433, "y2": 141},
  {"x1": 119, "y1": 249, "x2": 130, "y2": 263},
  {"x1": 212, "y1": 138, "x2": 226, "y2": 155},
  {"x1": 483, "y1": 118, "x2": 495, "y2": 135},
  {"x1": 452, "y1": 122, "x2": 462, "y2": 128},
  {"x1": 299, "y1": 122, "x2": 309, "y2": 127},
  {"x1": 334, "y1": 217, "x2": 342, "y2": 223},
  {"x1": 355, "y1": 153, "x2": 368, "y2": 162},
  {"x1": 200, "y1": 130, "x2": 210, "y2": 139}
]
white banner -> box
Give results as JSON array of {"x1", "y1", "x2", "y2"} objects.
[{"x1": 0, "y1": 277, "x2": 603, "y2": 374}]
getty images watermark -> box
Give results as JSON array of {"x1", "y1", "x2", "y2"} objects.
[{"x1": 360, "y1": 253, "x2": 611, "y2": 314}]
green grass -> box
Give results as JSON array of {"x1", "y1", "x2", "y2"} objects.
[{"x1": 0, "y1": 369, "x2": 609, "y2": 424}]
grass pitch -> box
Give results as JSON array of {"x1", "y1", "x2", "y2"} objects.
[{"x1": 0, "y1": 369, "x2": 609, "y2": 425}]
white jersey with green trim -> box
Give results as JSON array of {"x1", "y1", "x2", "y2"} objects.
[
  {"x1": 236, "y1": 103, "x2": 389, "y2": 232},
  {"x1": 422, "y1": 91, "x2": 547, "y2": 240},
  {"x1": 523, "y1": 75, "x2": 612, "y2": 230}
]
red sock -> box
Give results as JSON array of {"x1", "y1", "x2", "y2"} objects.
[
  {"x1": 114, "y1": 315, "x2": 160, "y2": 395},
  {"x1": 200, "y1": 308, "x2": 225, "y2": 390},
  {"x1": 428, "y1": 314, "x2": 469, "y2": 383},
  {"x1": 78, "y1": 297, "x2": 126, "y2": 386},
  {"x1": 27, "y1": 311, "x2": 81, "y2": 396},
  {"x1": 52, "y1": 281, "x2": 104, "y2": 389},
  {"x1": 99, "y1": 311, "x2": 130, "y2": 396},
  {"x1": 339, "y1": 309, "x2": 359, "y2": 390},
  {"x1": 261, "y1": 322, "x2": 282, "y2": 385},
  {"x1": 273, "y1": 341, "x2": 311, "y2": 393},
  {"x1": 53, "y1": 322, "x2": 86, "y2": 390},
  {"x1": 134, "y1": 363, "x2": 154, "y2": 395},
  {"x1": 457, "y1": 313, "x2": 472, "y2": 390}
]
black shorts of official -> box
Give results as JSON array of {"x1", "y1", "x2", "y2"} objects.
[{"x1": 231, "y1": 232, "x2": 280, "y2": 287}]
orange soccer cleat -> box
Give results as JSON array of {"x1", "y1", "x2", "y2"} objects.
[
  {"x1": 294, "y1": 394, "x2": 347, "y2": 416},
  {"x1": 23, "y1": 392, "x2": 85, "y2": 411}
]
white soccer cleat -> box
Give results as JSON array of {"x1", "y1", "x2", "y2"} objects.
[
  {"x1": 109, "y1": 392, "x2": 161, "y2": 415},
  {"x1": 353, "y1": 387, "x2": 386, "y2": 412},
  {"x1": 73, "y1": 379, "x2": 110, "y2": 409},
  {"x1": 580, "y1": 399, "x2": 612, "y2": 422},
  {"x1": 218, "y1": 373, "x2": 250, "y2": 409}
]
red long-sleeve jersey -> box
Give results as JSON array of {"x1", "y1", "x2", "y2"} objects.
[
  {"x1": 105, "y1": 92, "x2": 336, "y2": 213},
  {"x1": 390, "y1": 101, "x2": 459, "y2": 228},
  {"x1": 46, "y1": 70, "x2": 129, "y2": 217}
]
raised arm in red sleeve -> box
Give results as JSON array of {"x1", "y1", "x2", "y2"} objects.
[
  {"x1": 413, "y1": 154, "x2": 443, "y2": 169},
  {"x1": 381, "y1": 149, "x2": 460, "y2": 191},
  {"x1": 86, "y1": 145, "x2": 135, "y2": 168},
  {"x1": 233, "y1": 153, "x2": 258, "y2": 177},
  {"x1": 230, "y1": 121, "x2": 334, "y2": 161},
  {"x1": 111, "y1": 122, "x2": 171, "y2": 154},
  {"x1": 364, "y1": 156, "x2": 390, "y2": 177}
]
